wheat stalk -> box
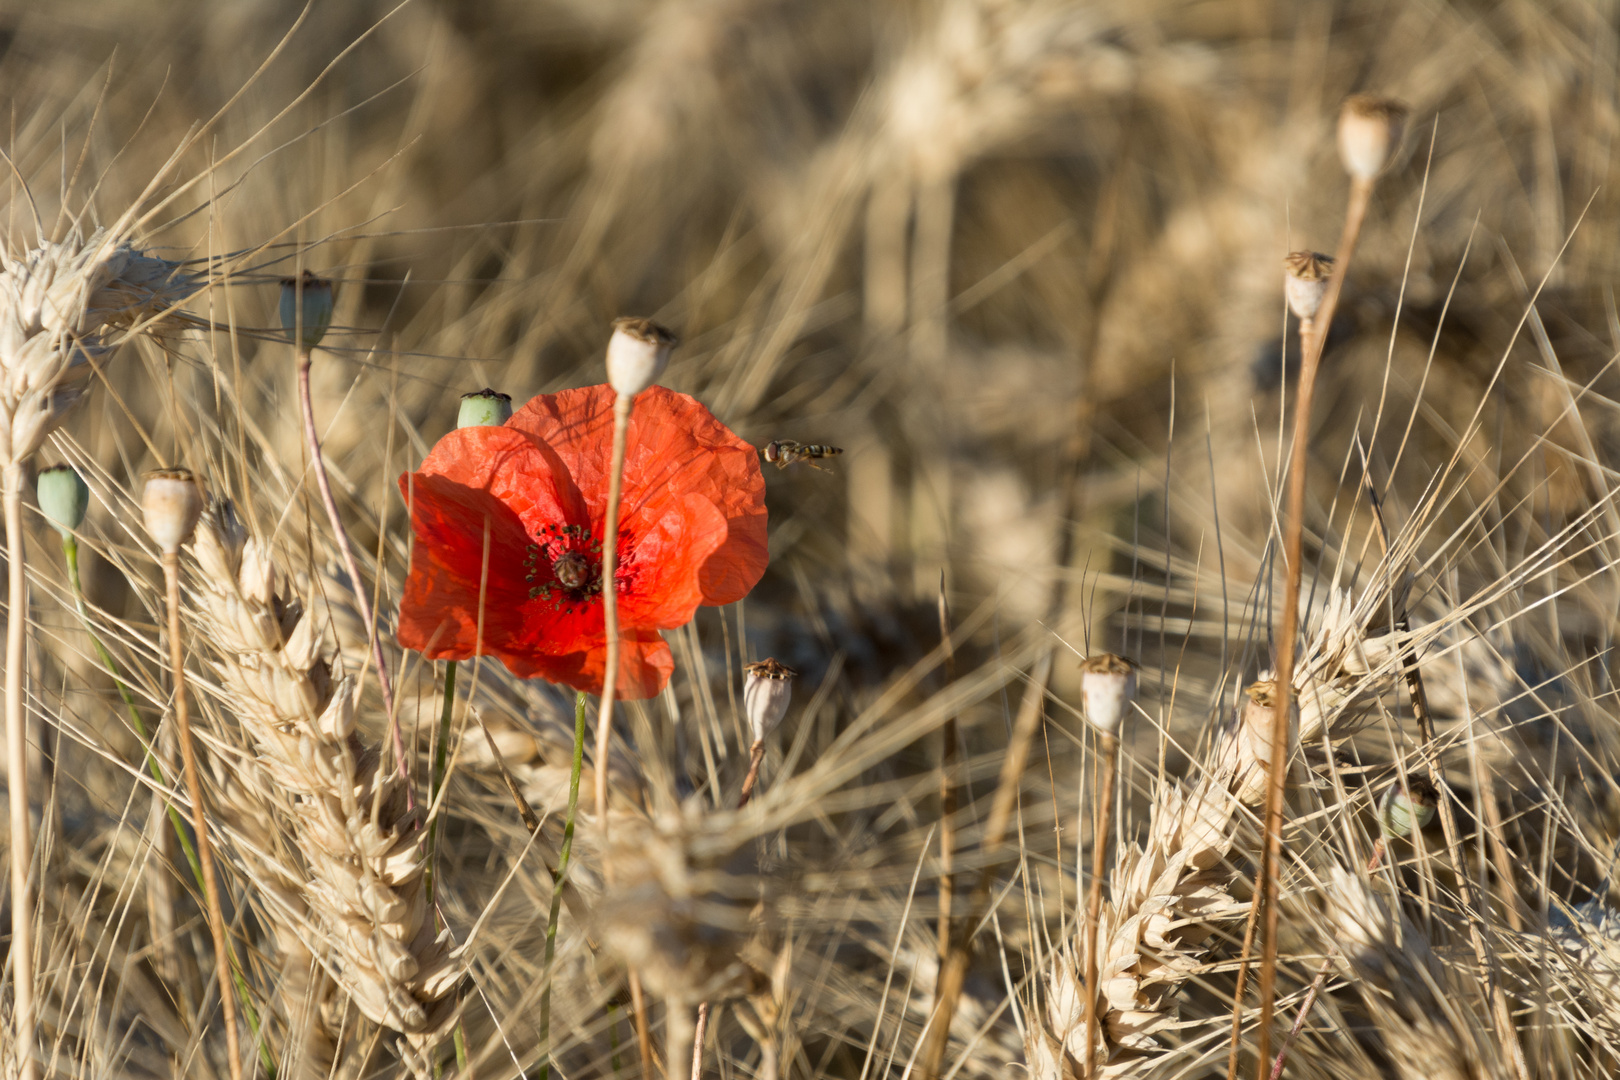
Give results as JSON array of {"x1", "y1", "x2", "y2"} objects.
[
  {"x1": 191, "y1": 501, "x2": 461, "y2": 1075},
  {"x1": 0, "y1": 229, "x2": 192, "y2": 1080}
]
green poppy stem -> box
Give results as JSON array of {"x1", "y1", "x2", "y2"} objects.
[
  {"x1": 62, "y1": 535, "x2": 275, "y2": 1078},
  {"x1": 427, "y1": 660, "x2": 457, "y2": 904},
  {"x1": 425, "y1": 660, "x2": 471, "y2": 1076},
  {"x1": 538, "y1": 690, "x2": 588, "y2": 1080}
]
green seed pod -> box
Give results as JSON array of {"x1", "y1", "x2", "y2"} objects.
[
  {"x1": 458, "y1": 388, "x2": 514, "y2": 428},
  {"x1": 279, "y1": 270, "x2": 335, "y2": 349},
  {"x1": 36, "y1": 465, "x2": 90, "y2": 538},
  {"x1": 1379, "y1": 776, "x2": 1438, "y2": 839}
]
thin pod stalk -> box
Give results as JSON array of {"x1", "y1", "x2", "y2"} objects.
[
  {"x1": 1084, "y1": 734, "x2": 1119, "y2": 1075},
  {"x1": 936, "y1": 576, "x2": 960, "y2": 966},
  {"x1": 919, "y1": 651, "x2": 1054, "y2": 1079},
  {"x1": 426, "y1": 660, "x2": 457, "y2": 905},
  {"x1": 592, "y1": 388, "x2": 634, "y2": 828},
  {"x1": 1249, "y1": 96, "x2": 1406, "y2": 1080},
  {"x1": 146, "y1": 470, "x2": 243, "y2": 1080},
  {"x1": 284, "y1": 272, "x2": 411, "y2": 808},
  {"x1": 695, "y1": 659, "x2": 797, "y2": 1078},
  {"x1": 1078, "y1": 653, "x2": 1135, "y2": 1076},
  {"x1": 538, "y1": 691, "x2": 588, "y2": 1080},
  {"x1": 597, "y1": 317, "x2": 676, "y2": 1080},
  {"x1": 1269, "y1": 781, "x2": 1431, "y2": 1079}
]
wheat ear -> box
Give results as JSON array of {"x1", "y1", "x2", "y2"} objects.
[
  {"x1": 0, "y1": 231, "x2": 193, "y2": 1077},
  {"x1": 193, "y1": 502, "x2": 460, "y2": 1075},
  {"x1": 1029, "y1": 589, "x2": 1397, "y2": 1076}
]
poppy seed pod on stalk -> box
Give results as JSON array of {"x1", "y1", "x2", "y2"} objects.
[
  {"x1": 141, "y1": 469, "x2": 204, "y2": 554},
  {"x1": 36, "y1": 465, "x2": 89, "y2": 538},
  {"x1": 1283, "y1": 251, "x2": 1334, "y2": 322},
  {"x1": 458, "y1": 388, "x2": 513, "y2": 428},
  {"x1": 1079, "y1": 653, "x2": 1137, "y2": 736},
  {"x1": 744, "y1": 658, "x2": 797, "y2": 744},
  {"x1": 1379, "y1": 775, "x2": 1438, "y2": 839},
  {"x1": 279, "y1": 270, "x2": 334, "y2": 350},
  {"x1": 1337, "y1": 95, "x2": 1409, "y2": 182},
  {"x1": 605, "y1": 317, "x2": 678, "y2": 397}
]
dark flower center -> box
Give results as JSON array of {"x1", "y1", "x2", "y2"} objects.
[
  {"x1": 553, "y1": 551, "x2": 590, "y2": 589},
  {"x1": 523, "y1": 522, "x2": 610, "y2": 611}
]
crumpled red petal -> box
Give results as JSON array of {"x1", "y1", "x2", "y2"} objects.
[{"x1": 509, "y1": 385, "x2": 768, "y2": 605}]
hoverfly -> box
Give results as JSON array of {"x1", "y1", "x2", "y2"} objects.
[{"x1": 763, "y1": 439, "x2": 843, "y2": 471}]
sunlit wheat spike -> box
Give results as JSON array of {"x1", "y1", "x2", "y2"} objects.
[
  {"x1": 0, "y1": 230, "x2": 194, "y2": 464},
  {"x1": 192, "y1": 502, "x2": 461, "y2": 1076}
]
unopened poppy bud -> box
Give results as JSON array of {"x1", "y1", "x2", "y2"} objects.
[
  {"x1": 1079, "y1": 653, "x2": 1138, "y2": 736},
  {"x1": 1337, "y1": 95, "x2": 1408, "y2": 182},
  {"x1": 279, "y1": 269, "x2": 335, "y2": 349},
  {"x1": 36, "y1": 465, "x2": 90, "y2": 538},
  {"x1": 605, "y1": 317, "x2": 678, "y2": 397},
  {"x1": 744, "y1": 658, "x2": 797, "y2": 744},
  {"x1": 1379, "y1": 776, "x2": 1438, "y2": 839},
  {"x1": 142, "y1": 469, "x2": 205, "y2": 554},
  {"x1": 458, "y1": 388, "x2": 513, "y2": 428},
  {"x1": 1283, "y1": 251, "x2": 1334, "y2": 321}
]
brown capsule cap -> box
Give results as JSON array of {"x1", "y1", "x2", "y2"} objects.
[
  {"x1": 1283, "y1": 251, "x2": 1335, "y2": 321},
  {"x1": 1244, "y1": 678, "x2": 1278, "y2": 708},
  {"x1": 746, "y1": 657, "x2": 798, "y2": 680},
  {"x1": 610, "y1": 317, "x2": 679, "y2": 348},
  {"x1": 1078, "y1": 653, "x2": 1137, "y2": 676}
]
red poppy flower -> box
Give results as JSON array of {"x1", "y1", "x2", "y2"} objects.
[{"x1": 398, "y1": 385, "x2": 768, "y2": 698}]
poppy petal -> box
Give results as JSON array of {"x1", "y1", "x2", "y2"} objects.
[
  {"x1": 619, "y1": 494, "x2": 727, "y2": 628},
  {"x1": 499, "y1": 629, "x2": 673, "y2": 701},
  {"x1": 510, "y1": 385, "x2": 768, "y2": 607},
  {"x1": 398, "y1": 426, "x2": 592, "y2": 659}
]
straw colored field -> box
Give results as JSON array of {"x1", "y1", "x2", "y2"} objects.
[{"x1": 2, "y1": 1, "x2": 1619, "y2": 1078}]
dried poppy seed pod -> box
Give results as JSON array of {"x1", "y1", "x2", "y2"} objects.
[
  {"x1": 279, "y1": 269, "x2": 335, "y2": 349},
  {"x1": 744, "y1": 658, "x2": 797, "y2": 744},
  {"x1": 457, "y1": 388, "x2": 513, "y2": 428},
  {"x1": 1283, "y1": 251, "x2": 1335, "y2": 321},
  {"x1": 1379, "y1": 775, "x2": 1438, "y2": 839},
  {"x1": 36, "y1": 464, "x2": 89, "y2": 538},
  {"x1": 1079, "y1": 653, "x2": 1138, "y2": 736},
  {"x1": 1338, "y1": 95, "x2": 1409, "y2": 182},
  {"x1": 141, "y1": 469, "x2": 204, "y2": 554},
  {"x1": 606, "y1": 317, "x2": 678, "y2": 397}
]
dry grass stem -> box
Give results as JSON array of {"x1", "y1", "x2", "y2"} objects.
[{"x1": 1255, "y1": 159, "x2": 1379, "y2": 1080}]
